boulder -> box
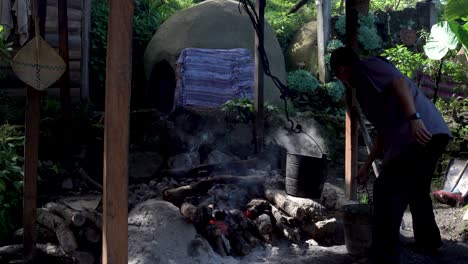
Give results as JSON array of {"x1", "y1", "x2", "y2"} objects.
[
  {"x1": 168, "y1": 152, "x2": 200, "y2": 170},
  {"x1": 285, "y1": 21, "x2": 318, "y2": 74},
  {"x1": 144, "y1": 0, "x2": 286, "y2": 105},
  {"x1": 128, "y1": 200, "x2": 237, "y2": 264}
]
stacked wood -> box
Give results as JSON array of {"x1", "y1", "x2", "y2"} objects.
[{"x1": 1, "y1": 203, "x2": 102, "y2": 263}]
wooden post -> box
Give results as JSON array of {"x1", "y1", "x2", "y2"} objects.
[
  {"x1": 81, "y1": 0, "x2": 91, "y2": 100},
  {"x1": 344, "y1": 0, "x2": 362, "y2": 200},
  {"x1": 58, "y1": 0, "x2": 72, "y2": 153},
  {"x1": 23, "y1": 2, "x2": 45, "y2": 259},
  {"x1": 102, "y1": 0, "x2": 134, "y2": 263},
  {"x1": 254, "y1": 0, "x2": 265, "y2": 154},
  {"x1": 317, "y1": 0, "x2": 331, "y2": 83},
  {"x1": 23, "y1": 88, "x2": 41, "y2": 262}
]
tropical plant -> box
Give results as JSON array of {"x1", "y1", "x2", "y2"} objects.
[
  {"x1": 381, "y1": 45, "x2": 428, "y2": 78},
  {"x1": 444, "y1": 0, "x2": 468, "y2": 60},
  {"x1": 222, "y1": 97, "x2": 278, "y2": 124},
  {"x1": 0, "y1": 124, "x2": 24, "y2": 241},
  {"x1": 335, "y1": 14, "x2": 382, "y2": 53}
]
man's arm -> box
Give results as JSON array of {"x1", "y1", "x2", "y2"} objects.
[
  {"x1": 357, "y1": 134, "x2": 383, "y2": 185},
  {"x1": 390, "y1": 77, "x2": 432, "y2": 145}
]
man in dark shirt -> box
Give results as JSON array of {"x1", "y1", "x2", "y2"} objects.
[{"x1": 330, "y1": 47, "x2": 452, "y2": 264}]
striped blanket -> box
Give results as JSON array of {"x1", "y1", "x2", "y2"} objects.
[{"x1": 175, "y1": 48, "x2": 255, "y2": 109}]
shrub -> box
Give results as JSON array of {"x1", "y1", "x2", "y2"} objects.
[
  {"x1": 335, "y1": 14, "x2": 382, "y2": 53},
  {"x1": 287, "y1": 70, "x2": 320, "y2": 93},
  {"x1": 381, "y1": 45, "x2": 428, "y2": 78},
  {"x1": 0, "y1": 124, "x2": 24, "y2": 241},
  {"x1": 324, "y1": 81, "x2": 345, "y2": 103}
]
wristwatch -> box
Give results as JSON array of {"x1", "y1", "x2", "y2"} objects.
[{"x1": 408, "y1": 112, "x2": 421, "y2": 120}]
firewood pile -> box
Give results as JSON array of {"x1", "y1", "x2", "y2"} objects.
[
  {"x1": 162, "y1": 167, "x2": 339, "y2": 257},
  {"x1": 0, "y1": 202, "x2": 101, "y2": 264}
]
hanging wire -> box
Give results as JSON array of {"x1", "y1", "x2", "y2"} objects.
[{"x1": 237, "y1": 0, "x2": 301, "y2": 133}]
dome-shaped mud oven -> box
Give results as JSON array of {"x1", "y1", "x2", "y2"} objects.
[{"x1": 143, "y1": 0, "x2": 286, "y2": 114}]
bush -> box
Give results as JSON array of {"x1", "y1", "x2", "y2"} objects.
[
  {"x1": 335, "y1": 14, "x2": 382, "y2": 53},
  {"x1": 0, "y1": 124, "x2": 23, "y2": 241},
  {"x1": 324, "y1": 81, "x2": 345, "y2": 103},
  {"x1": 287, "y1": 70, "x2": 320, "y2": 93},
  {"x1": 381, "y1": 45, "x2": 428, "y2": 78},
  {"x1": 265, "y1": 0, "x2": 316, "y2": 50}
]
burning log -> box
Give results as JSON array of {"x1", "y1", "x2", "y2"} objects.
[
  {"x1": 245, "y1": 199, "x2": 271, "y2": 219},
  {"x1": 227, "y1": 232, "x2": 251, "y2": 256},
  {"x1": 37, "y1": 209, "x2": 78, "y2": 253},
  {"x1": 84, "y1": 227, "x2": 101, "y2": 244},
  {"x1": 44, "y1": 202, "x2": 86, "y2": 227},
  {"x1": 163, "y1": 175, "x2": 265, "y2": 206}
]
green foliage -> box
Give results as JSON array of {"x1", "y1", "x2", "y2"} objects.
[
  {"x1": 265, "y1": 0, "x2": 316, "y2": 50},
  {"x1": 222, "y1": 97, "x2": 278, "y2": 124},
  {"x1": 444, "y1": 0, "x2": 468, "y2": 60},
  {"x1": 435, "y1": 97, "x2": 468, "y2": 155},
  {"x1": 90, "y1": 0, "x2": 195, "y2": 95},
  {"x1": 325, "y1": 39, "x2": 345, "y2": 66},
  {"x1": 287, "y1": 70, "x2": 320, "y2": 93},
  {"x1": 0, "y1": 124, "x2": 24, "y2": 241},
  {"x1": 0, "y1": 25, "x2": 12, "y2": 79},
  {"x1": 369, "y1": 0, "x2": 418, "y2": 12},
  {"x1": 335, "y1": 14, "x2": 382, "y2": 53},
  {"x1": 324, "y1": 81, "x2": 345, "y2": 103},
  {"x1": 381, "y1": 45, "x2": 428, "y2": 78}
]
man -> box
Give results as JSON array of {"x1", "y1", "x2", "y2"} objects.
[{"x1": 330, "y1": 47, "x2": 452, "y2": 264}]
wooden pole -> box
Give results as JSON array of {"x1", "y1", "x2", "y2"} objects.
[
  {"x1": 58, "y1": 0, "x2": 72, "y2": 153},
  {"x1": 81, "y1": 0, "x2": 91, "y2": 101},
  {"x1": 317, "y1": 0, "x2": 331, "y2": 83},
  {"x1": 254, "y1": 0, "x2": 265, "y2": 154},
  {"x1": 23, "y1": 1, "x2": 45, "y2": 259},
  {"x1": 344, "y1": 0, "x2": 362, "y2": 200},
  {"x1": 23, "y1": 88, "x2": 41, "y2": 263},
  {"x1": 102, "y1": 0, "x2": 134, "y2": 263}
]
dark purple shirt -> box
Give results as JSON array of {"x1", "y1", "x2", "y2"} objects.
[{"x1": 350, "y1": 57, "x2": 452, "y2": 162}]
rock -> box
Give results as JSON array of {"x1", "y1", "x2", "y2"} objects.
[
  {"x1": 62, "y1": 177, "x2": 74, "y2": 190},
  {"x1": 168, "y1": 152, "x2": 200, "y2": 170},
  {"x1": 129, "y1": 151, "x2": 163, "y2": 179},
  {"x1": 128, "y1": 200, "x2": 236, "y2": 264},
  {"x1": 306, "y1": 239, "x2": 319, "y2": 247},
  {"x1": 320, "y1": 183, "x2": 341, "y2": 210},
  {"x1": 206, "y1": 150, "x2": 234, "y2": 164},
  {"x1": 285, "y1": 21, "x2": 318, "y2": 73},
  {"x1": 144, "y1": 0, "x2": 286, "y2": 106}
]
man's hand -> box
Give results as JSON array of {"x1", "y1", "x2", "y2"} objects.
[
  {"x1": 357, "y1": 163, "x2": 371, "y2": 185},
  {"x1": 410, "y1": 119, "x2": 432, "y2": 145}
]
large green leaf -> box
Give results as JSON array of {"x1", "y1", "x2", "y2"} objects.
[
  {"x1": 449, "y1": 21, "x2": 468, "y2": 50},
  {"x1": 424, "y1": 21, "x2": 459, "y2": 60},
  {"x1": 445, "y1": 0, "x2": 468, "y2": 21}
]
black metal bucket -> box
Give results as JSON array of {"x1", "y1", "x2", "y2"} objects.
[{"x1": 285, "y1": 153, "x2": 328, "y2": 198}]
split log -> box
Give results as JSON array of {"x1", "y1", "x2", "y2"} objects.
[
  {"x1": 13, "y1": 226, "x2": 57, "y2": 244},
  {"x1": 163, "y1": 175, "x2": 265, "y2": 206},
  {"x1": 302, "y1": 218, "x2": 336, "y2": 241},
  {"x1": 265, "y1": 189, "x2": 327, "y2": 221},
  {"x1": 180, "y1": 202, "x2": 197, "y2": 222},
  {"x1": 255, "y1": 214, "x2": 273, "y2": 243},
  {"x1": 77, "y1": 168, "x2": 103, "y2": 190},
  {"x1": 44, "y1": 202, "x2": 86, "y2": 227},
  {"x1": 81, "y1": 209, "x2": 102, "y2": 229},
  {"x1": 0, "y1": 244, "x2": 77, "y2": 264},
  {"x1": 37, "y1": 209, "x2": 78, "y2": 253},
  {"x1": 264, "y1": 189, "x2": 306, "y2": 220},
  {"x1": 162, "y1": 159, "x2": 260, "y2": 178},
  {"x1": 271, "y1": 205, "x2": 301, "y2": 243},
  {"x1": 84, "y1": 227, "x2": 101, "y2": 243}
]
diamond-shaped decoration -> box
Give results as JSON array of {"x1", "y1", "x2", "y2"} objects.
[{"x1": 11, "y1": 36, "x2": 66, "y2": 91}]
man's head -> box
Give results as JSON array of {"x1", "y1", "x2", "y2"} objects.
[{"x1": 330, "y1": 46, "x2": 360, "y2": 83}]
